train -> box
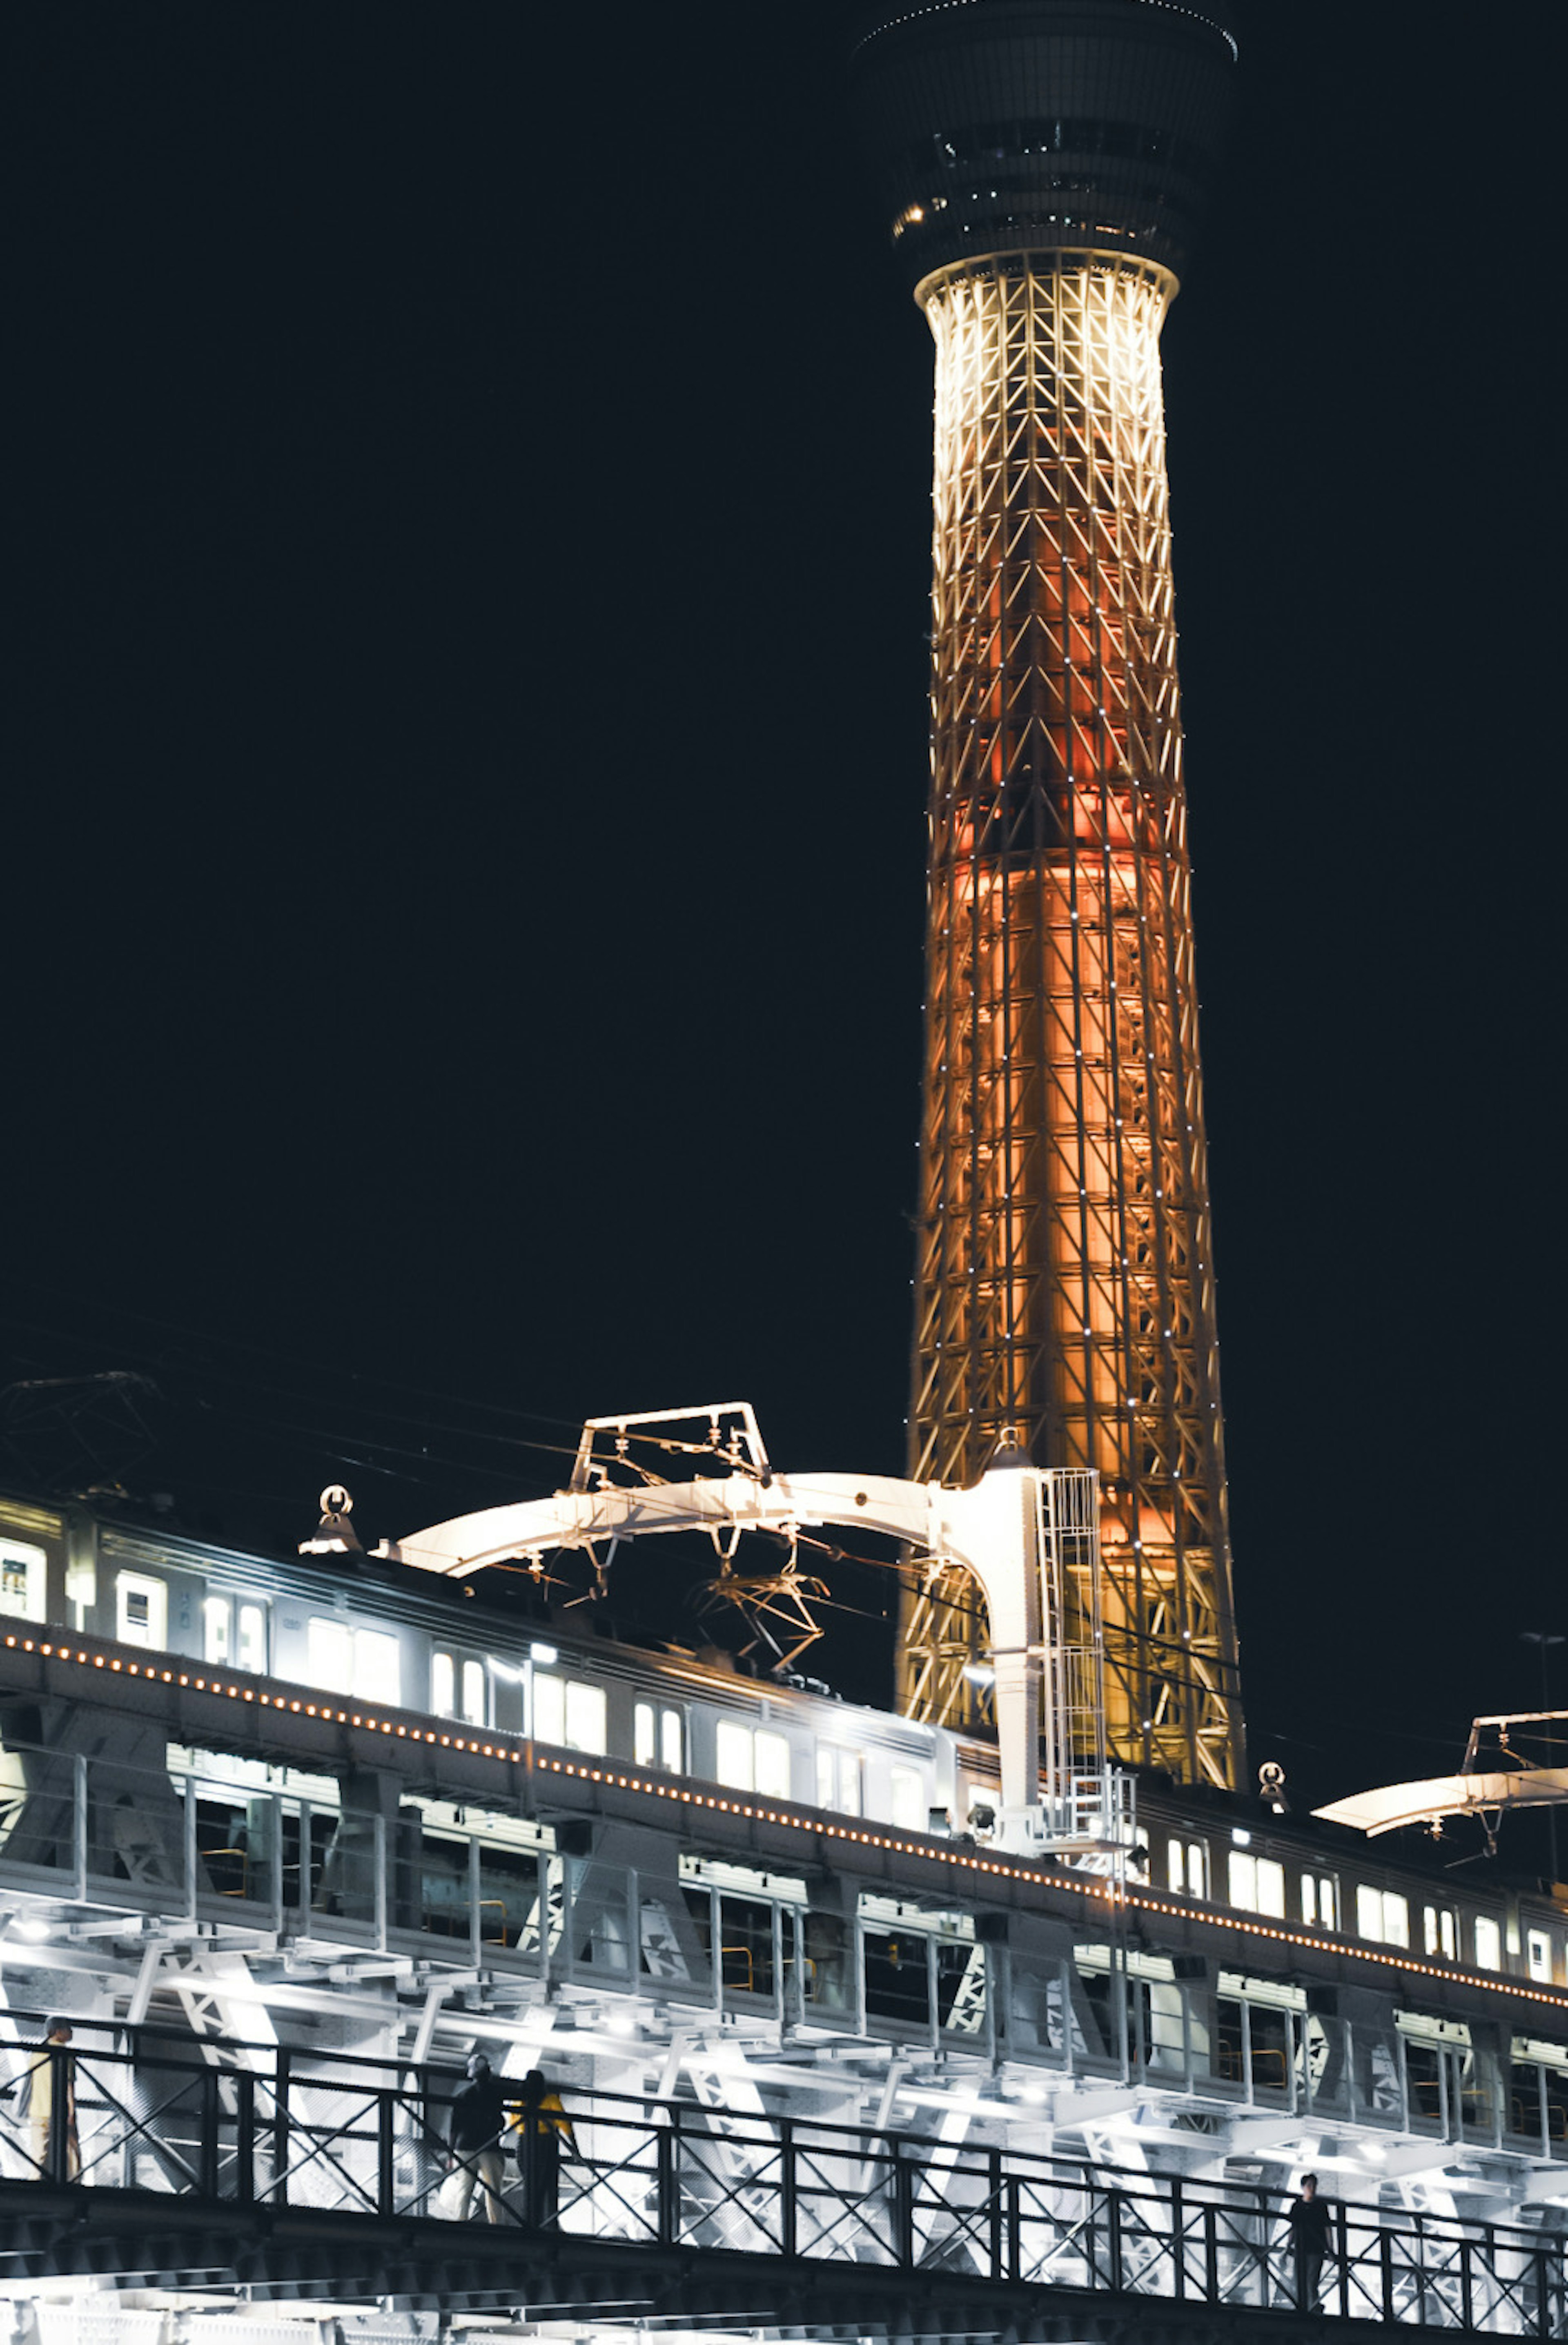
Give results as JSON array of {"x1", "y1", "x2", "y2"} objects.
[{"x1": 5, "y1": 1476, "x2": 1564, "y2": 1982}]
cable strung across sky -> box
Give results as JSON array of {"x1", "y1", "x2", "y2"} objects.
[{"x1": 851, "y1": 0, "x2": 1246, "y2": 1786}]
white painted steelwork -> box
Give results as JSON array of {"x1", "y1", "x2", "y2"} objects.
[{"x1": 393, "y1": 1407, "x2": 1111, "y2": 1846}]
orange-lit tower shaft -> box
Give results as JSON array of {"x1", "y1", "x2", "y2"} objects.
[{"x1": 854, "y1": 0, "x2": 1246, "y2": 1787}]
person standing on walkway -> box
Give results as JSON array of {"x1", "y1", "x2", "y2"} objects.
[
  {"x1": 2, "y1": 2020, "x2": 80, "y2": 2183},
  {"x1": 1287, "y1": 2171, "x2": 1332, "y2": 2307},
  {"x1": 444, "y1": 2051, "x2": 510, "y2": 2222},
  {"x1": 515, "y1": 2069, "x2": 575, "y2": 2228}
]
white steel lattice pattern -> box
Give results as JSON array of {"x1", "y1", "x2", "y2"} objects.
[{"x1": 902, "y1": 256, "x2": 1243, "y2": 1790}]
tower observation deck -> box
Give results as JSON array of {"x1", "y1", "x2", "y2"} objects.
[{"x1": 852, "y1": 0, "x2": 1245, "y2": 1785}]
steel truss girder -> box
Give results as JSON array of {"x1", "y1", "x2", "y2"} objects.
[{"x1": 902, "y1": 254, "x2": 1242, "y2": 1791}]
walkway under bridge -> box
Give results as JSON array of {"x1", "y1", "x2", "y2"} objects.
[{"x1": 1, "y1": 2029, "x2": 1566, "y2": 2338}]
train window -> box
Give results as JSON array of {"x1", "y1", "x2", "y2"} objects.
[
  {"x1": 237, "y1": 1604, "x2": 265, "y2": 1672},
  {"x1": 0, "y1": 1538, "x2": 47, "y2": 1623},
  {"x1": 715, "y1": 1720, "x2": 750, "y2": 1786},
  {"x1": 565, "y1": 1681, "x2": 606, "y2": 1754},
  {"x1": 531, "y1": 1673, "x2": 606, "y2": 1755},
  {"x1": 462, "y1": 1660, "x2": 487, "y2": 1726},
  {"x1": 432, "y1": 1652, "x2": 456, "y2": 1716},
  {"x1": 1423, "y1": 1904, "x2": 1457, "y2": 1961},
  {"x1": 1474, "y1": 1915, "x2": 1502, "y2": 1971},
  {"x1": 116, "y1": 1571, "x2": 167, "y2": 1649},
  {"x1": 715, "y1": 1721, "x2": 789, "y2": 1795},
  {"x1": 1302, "y1": 1873, "x2": 1336, "y2": 1931},
  {"x1": 355, "y1": 1629, "x2": 399, "y2": 1704},
  {"x1": 1356, "y1": 1886, "x2": 1410, "y2": 1949},
  {"x1": 755, "y1": 1729, "x2": 789, "y2": 1796},
  {"x1": 309, "y1": 1618, "x2": 354, "y2": 1692},
  {"x1": 635, "y1": 1703, "x2": 684, "y2": 1772},
  {"x1": 817, "y1": 1746, "x2": 861, "y2": 1815},
  {"x1": 1528, "y1": 1929, "x2": 1552, "y2": 1984},
  {"x1": 890, "y1": 1766, "x2": 925, "y2": 1828},
  {"x1": 1168, "y1": 1839, "x2": 1207, "y2": 1897},
  {"x1": 203, "y1": 1597, "x2": 265, "y2": 1671},
  {"x1": 204, "y1": 1597, "x2": 232, "y2": 1664},
  {"x1": 1227, "y1": 1850, "x2": 1285, "y2": 1917},
  {"x1": 534, "y1": 1672, "x2": 566, "y2": 1745},
  {"x1": 307, "y1": 1618, "x2": 400, "y2": 1704}
]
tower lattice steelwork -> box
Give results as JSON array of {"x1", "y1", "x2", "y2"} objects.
[{"x1": 853, "y1": 0, "x2": 1246, "y2": 1787}]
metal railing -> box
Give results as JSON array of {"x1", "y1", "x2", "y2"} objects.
[{"x1": 1, "y1": 2027, "x2": 1565, "y2": 2331}]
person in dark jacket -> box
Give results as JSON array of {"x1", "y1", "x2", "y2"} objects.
[
  {"x1": 514, "y1": 2069, "x2": 575, "y2": 2228},
  {"x1": 1287, "y1": 2171, "x2": 1332, "y2": 2307},
  {"x1": 444, "y1": 2051, "x2": 510, "y2": 2222}
]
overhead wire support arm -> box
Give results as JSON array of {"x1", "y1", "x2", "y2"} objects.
[{"x1": 392, "y1": 1399, "x2": 1120, "y2": 1852}]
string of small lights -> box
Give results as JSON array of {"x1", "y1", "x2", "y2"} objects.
[{"x1": 7, "y1": 1626, "x2": 1565, "y2": 2016}]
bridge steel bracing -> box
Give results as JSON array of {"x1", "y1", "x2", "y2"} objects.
[
  {"x1": 852, "y1": 0, "x2": 1246, "y2": 1787},
  {"x1": 7, "y1": 1626, "x2": 1568, "y2": 2345}
]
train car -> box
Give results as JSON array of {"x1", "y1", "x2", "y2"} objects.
[{"x1": 5, "y1": 1479, "x2": 1567, "y2": 2022}]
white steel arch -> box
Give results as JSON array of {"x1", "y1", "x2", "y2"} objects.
[{"x1": 391, "y1": 1408, "x2": 1108, "y2": 1843}]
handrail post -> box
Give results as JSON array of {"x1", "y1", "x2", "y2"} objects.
[
  {"x1": 236, "y1": 2072, "x2": 254, "y2": 2206},
  {"x1": 49, "y1": 2048, "x2": 70, "y2": 2184},
  {"x1": 779, "y1": 2117, "x2": 796, "y2": 2259},
  {"x1": 272, "y1": 2048, "x2": 290, "y2": 2206},
  {"x1": 1380, "y1": 2224, "x2": 1395, "y2": 2325},
  {"x1": 988, "y1": 2145, "x2": 1002, "y2": 2280},
  {"x1": 1171, "y1": 2174, "x2": 1185, "y2": 2298},
  {"x1": 1005, "y1": 2171, "x2": 1020, "y2": 2284},
  {"x1": 1258, "y1": 2189, "x2": 1272, "y2": 2309},
  {"x1": 657, "y1": 2108, "x2": 677, "y2": 2248},
  {"x1": 200, "y1": 2069, "x2": 219, "y2": 2198},
  {"x1": 1107, "y1": 2185, "x2": 1123, "y2": 2294},
  {"x1": 1204, "y1": 2201, "x2": 1218, "y2": 2303},
  {"x1": 379, "y1": 2089, "x2": 395, "y2": 2216},
  {"x1": 893, "y1": 2140, "x2": 915, "y2": 2269},
  {"x1": 1537, "y1": 2246, "x2": 1551, "y2": 2340}
]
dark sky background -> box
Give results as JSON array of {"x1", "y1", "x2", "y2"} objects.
[{"x1": 7, "y1": 4, "x2": 1560, "y2": 1839}]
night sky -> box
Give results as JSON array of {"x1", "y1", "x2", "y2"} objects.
[{"x1": 7, "y1": 4, "x2": 1559, "y2": 1832}]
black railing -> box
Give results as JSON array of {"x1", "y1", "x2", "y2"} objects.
[{"x1": 1, "y1": 2029, "x2": 1564, "y2": 2331}]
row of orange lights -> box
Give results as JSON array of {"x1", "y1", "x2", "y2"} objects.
[
  {"x1": 8, "y1": 1627, "x2": 1566, "y2": 2017},
  {"x1": 4, "y1": 1634, "x2": 505, "y2": 1755}
]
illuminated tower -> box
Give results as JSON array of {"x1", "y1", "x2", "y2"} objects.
[{"x1": 853, "y1": 0, "x2": 1245, "y2": 1786}]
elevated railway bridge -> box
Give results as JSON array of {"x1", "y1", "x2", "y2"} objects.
[{"x1": 5, "y1": 1622, "x2": 1568, "y2": 2343}]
